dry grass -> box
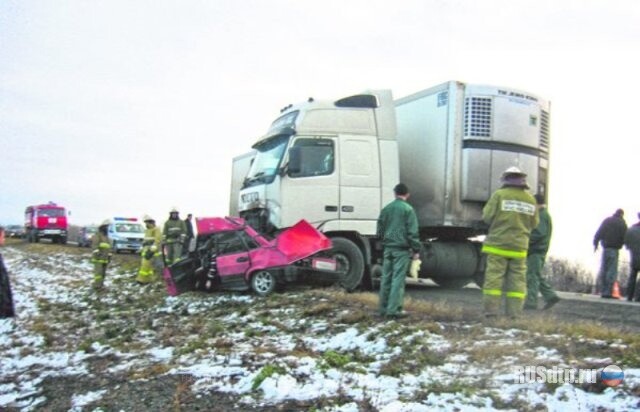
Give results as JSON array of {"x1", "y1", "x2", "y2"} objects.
[{"x1": 129, "y1": 363, "x2": 171, "y2": 380}]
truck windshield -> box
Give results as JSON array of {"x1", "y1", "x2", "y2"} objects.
[
  {"x1": 38, "y1": 208, "x2": 65, "y2": 217},
  {"x1": 243, "y1": 134, "x2": 290, "y2": 188}
]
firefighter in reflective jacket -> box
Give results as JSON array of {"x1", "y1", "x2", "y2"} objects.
[
  {"x1": 91, "y1": 220, "x2": 112, "y2": 289},
  {"x1": 163, "y1": 207, "x2": 187, "y2": 265},
  {"x1": 481, "y1": 167, "x2": 539, "y2": 318},
  {"x1": 137, "y1": 215, "x2": 162, "y2": 284}
]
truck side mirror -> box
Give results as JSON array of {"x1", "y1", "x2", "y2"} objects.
[{"x1": 287, "y1": 146, "x2": 302, "y2": 175}]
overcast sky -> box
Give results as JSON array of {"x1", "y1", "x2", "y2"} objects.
[{"x1": 1, "y1": 0, "x2": 639, "y2": 268}]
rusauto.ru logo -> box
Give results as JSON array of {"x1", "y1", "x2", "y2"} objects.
[{"x1": 514, "y1": 364, "x2": 624, "y2": 386}]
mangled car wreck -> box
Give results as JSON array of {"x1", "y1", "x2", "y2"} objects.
[{"x1": 163, "y1": 217, "x2": 339, "y2": 296}]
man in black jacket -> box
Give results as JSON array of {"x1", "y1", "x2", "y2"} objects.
[{"x1": 593, "y1": 209, "x2": 627, "y2": 298}]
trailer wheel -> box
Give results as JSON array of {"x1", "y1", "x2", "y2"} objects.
[
  {"x1": 329, "y1": 237, "x2": 364, "y2": 292},
  {"x1": 431, "y1": 277, "x2": 471, "y2": 289},
  {"x1": 250, "y1": 270, "x2": 276, "y2": 296}
]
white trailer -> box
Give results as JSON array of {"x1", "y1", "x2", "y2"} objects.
[{"x1": 233, "y1": 81, "x2": 550, "y2": 289}]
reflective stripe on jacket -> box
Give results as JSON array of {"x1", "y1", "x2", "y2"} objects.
[
  {"x1": 482, "y1": 187, "x2": 538, "y2": 256},
  {"x1": 91, "y1": 232, "x2": 111, "y2": 263}
]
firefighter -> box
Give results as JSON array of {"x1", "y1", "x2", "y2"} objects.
[
  {"x1": 163, "y1": 207, "x2": 187, "y2": 265},
  {"x1": 137, "y1": 215, "x2": 162, "y2": 284},
  {"x1": 481, "y1": 167, "x2": 539, "y2": 318},
  {"x1": 91, "y1": 220, "x2": 112, "y2": 290}
]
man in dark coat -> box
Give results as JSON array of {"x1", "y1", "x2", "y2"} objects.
[
  {"x1": 0, "y1": 226, "x2": 16, "y2": 318},
  {"x1": 593, "y1": 209, "x2": 627, "y2": 298},
  {"x1": 624, "y1": 213, "x2": 640, "y2": 301}
]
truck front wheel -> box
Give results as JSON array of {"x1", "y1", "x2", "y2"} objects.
[{"x1": 329, "y1": 237, "x2": 364, "y2": 292}]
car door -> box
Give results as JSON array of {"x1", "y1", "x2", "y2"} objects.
[{"x1": 214, "y1": 231, "x2": 251, "y2": 279}]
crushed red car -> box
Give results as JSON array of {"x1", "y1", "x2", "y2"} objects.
[{"x1": 163, "y1": 217, "x2": 338, "y2": 296}]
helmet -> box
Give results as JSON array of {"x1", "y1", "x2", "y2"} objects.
[
  {"x1": 502, "y1": 166, "x2": 527, "y2": 177},
  {"x1": 501, "y1": 166, "x2": 529, "y2": 188},
  {"x1": 100, "y1": 219, "x2": 111, "y2": 226},
  {"x1": 170, "y1": 207, "x2": 179, "y2": 213},
  {"x1": 143, "y1": 215, "x2": 154, "y2": 222}
]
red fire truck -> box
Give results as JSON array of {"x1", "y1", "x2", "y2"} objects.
[{"x1": 25, "y1": 202, "x2": 69, "y2": 244}]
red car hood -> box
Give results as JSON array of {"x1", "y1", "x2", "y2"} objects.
[{"x1": 250, "y1": 220, "x2": 332, "y2": 270}]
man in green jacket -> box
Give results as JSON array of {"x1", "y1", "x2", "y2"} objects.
[
  {"x1": 377, "y1": 183, "x2": 421, "y2": 318},
  {"x1": 482, "y1": 167, "x2": 539, "y2": 318},
  {"x1": 524, "y1": 194, "x2": 560, "y2": 310}
]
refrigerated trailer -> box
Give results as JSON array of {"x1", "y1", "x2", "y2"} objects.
[{"x1": 233, "y1": 80, "x2": 550, "y2": 289}]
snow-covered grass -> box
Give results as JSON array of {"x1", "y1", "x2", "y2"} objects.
[{"x1": 1, "y1": 244, "x2": 640, "y2": 411}]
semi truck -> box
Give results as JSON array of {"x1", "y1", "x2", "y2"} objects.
[
  {"x1": 233, "y1": 80, "x2": 550, "y2": 290},
  {"x1": 25, "y1": 202, "x2": 69, "y2": 244}
]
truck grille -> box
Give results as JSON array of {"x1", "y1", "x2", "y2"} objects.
[
  {"x1": 539, "y1": 109, "x2": 550, "y2": 151},
  {"x1": 464, "y1": 97, "x2": 492, "y2": 138}
]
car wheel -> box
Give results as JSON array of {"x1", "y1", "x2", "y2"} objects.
[
  {"x1": 328, "y1": 237, "x2": 365, "y2": 292},
  {"x1": 250, "y1": 270, "x2": 276, "y2": 296}
]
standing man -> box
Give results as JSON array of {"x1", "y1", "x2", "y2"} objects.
[
  {"x1": 137, "y1": 215, "x2": 162, "y2": 284},
  {"x1": 623, "y1": 213, "x2": 640, "y2": 302},
  {"x1": 482, "y1": 167, "x2": 539, "y2": 318},
  {"x1": 163, "y1": 207, "x2": 187, "y2": 265},
  {"x1": 183, "y1": 213, "x2": 194, "y2": 255},
  {"x1": 524, "y1": 194, "x2": 560, "y2": 310},
  {"x1": 0, "y1": 226, "x2": 15, "y2": 318},
  {"x1": 377, "y1": 183, "x2": 421, "y2": 318},
  {"x1": 593, "y1": 209, "x2": 627, "y2": 298},
  {"x1": 91, "y1": 220, "x2": 112, "y2": 290}
]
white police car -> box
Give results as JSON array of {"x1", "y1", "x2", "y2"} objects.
[{"x1": 108, "y1": 217, "x2": 144, "y2": 254}]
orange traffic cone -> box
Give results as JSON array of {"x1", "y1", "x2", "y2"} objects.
[{"x1": 612, "y1": 281, "x2": 622, "y2": 299}]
